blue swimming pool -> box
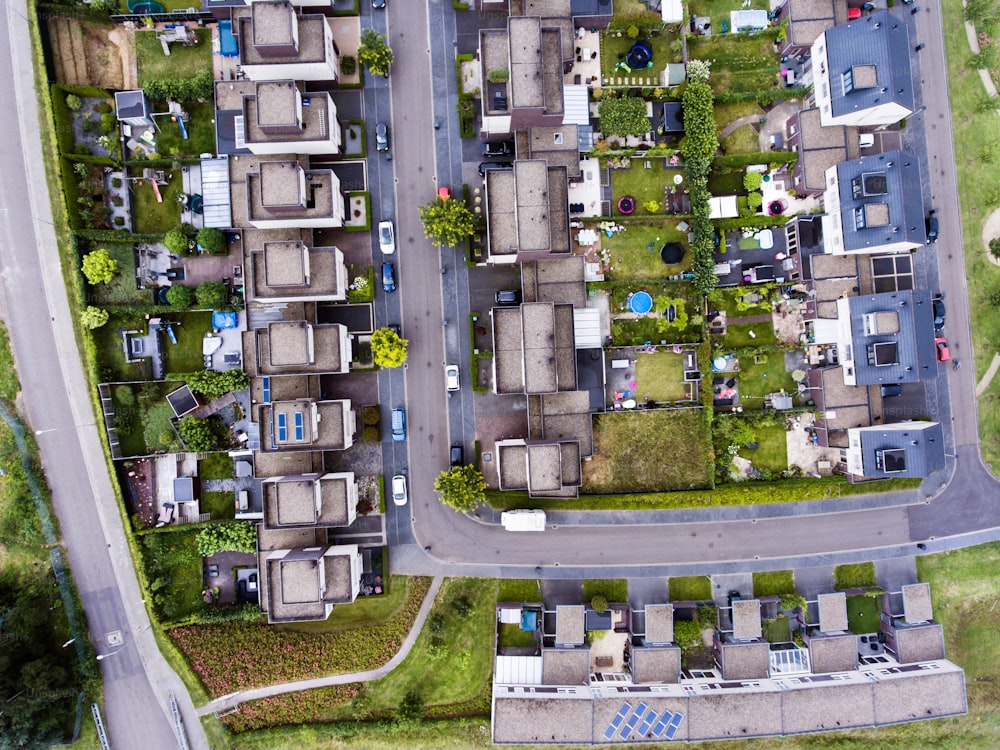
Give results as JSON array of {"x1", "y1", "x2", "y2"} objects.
[
  {"x1": 219, "y1": 19, "x2": 239, "y2": 57},
  {"x1": 628, "y1": 291, "x2": 653, "y2": 315}
]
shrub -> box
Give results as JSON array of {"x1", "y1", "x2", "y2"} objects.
[
  {"x1": 361, "y1": 405, "x2": 381, "y2": 426},
  {"x1": 361, "y1": 426, "x2": 379, "y2": 442},
  {"x1": 747, "y1": 191, "x2": 763, "y2": 209},
  {"x1": 487, "y1": 68, "x2": 510, "y2": 83},
  {"x1": 196, "y1": 226, "x2": 226, "y2": 255},
  {"x1": 451, "y1": 594, "x2": 474, "y2": 618},
  {"x1": 100, "y1": 113, "x2": 116, "y2": 134},
  {"x1": 627, "y1": 25, "x2": 639, "y2": 39},
  {"x1": 743, "y1": 171, "x2": 763, "y2": 191},
  {"x1": 591, "y1": 595, "x2": 608, "y2": 613},
  {"x1": 196, "y1": 521, "x2": 257, "y2": 556},
  {"x1": 990, "y1": 237, "x2": 1000, "y2": 259},
  {"x1": 398, "y1": 690, "x2": 424, "y2": 721},
  {"x1": 81, "y1": 248, "x2": 119, "y2": 284},
  {"x1": 163, "y1": 228, "x2": 189, "y2": 254},
  {"x1": 643, "y1": 199, "x2": 661, "y2": 213},
  {"x1": 340, "y1": 55, "x2": 356, "y2": 75},
  {"x1": 195, "y1": 281, "x2": 228, "y2": 309},
  {"x1": 80, "y1": 306, "x2": 109, "y2": 329},
  {"x1": 673, "y1": 619, "x2": 703, "y2": 653},
  {"x1": 111, "y1": 176, "x2": 122, "y2": 188},
  {"x1": 177, "y1": 416, "x2": 216, "y2": 451},
  {"x1": 65, "y1": 93, "x2": 82, "y2": 111},
  {"x1": 166, "y1": 284, "x2": 195, "y2": 308},
  {"x1": 113, "y1": 216, "x2": 125, "y2": 227}
]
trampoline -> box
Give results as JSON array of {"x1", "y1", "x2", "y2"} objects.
[
  {"x1": 129, "y1": 0, "x2": 164, "y2": 12},
  {"x1": 628, "y1": 291, "x2": 653, "y2": 314},
  {"x1": 660, "y1": 242, "x2": 686, "y2": 265},
  {"x1": 626, "y1": 41, "x2": 653, "y2": 69},
  {"x1": 617, "y1": 195, "x2": 636, "y2": 215},
  {"x1": 768, "y1": 200, "x2": 786, "y2": 216},
  {"x1": 520, "y1": 610, "x2": 537, "y2": 632}
]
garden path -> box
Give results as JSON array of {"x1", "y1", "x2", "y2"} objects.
[
  {"x1": 718, "y1": 113, "x2": 760, "y2": 140},
  {"x1": 194, "y1": 575, "x2": 444, "y2": 716},
  {"x1": 975, "y1": 352, "x2": 1000, "y2": 396}
]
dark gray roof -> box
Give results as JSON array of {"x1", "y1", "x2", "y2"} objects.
[
  {"x1": 658, "y1": 102, "x2": 685, "y2": 133},
  {"x1": 847, "y1": 289, "x2": 937, "y2": 385},
  {"x1": 173, "y1": 476, "x2": 194, "y2": 503},
  {"x1": 858, "y1": 422, "x2": 945, "y2": 479},
  {"x1": 825, "y1": 11, "x2": 915, "y2": 119},
  {"x1": 115, "y1": 90, "x2": 148, "y2": 120},
  {"x1": 570, "y1": 0, "x2": 612, "y2": 18},
  {"x1": 834, "y1": 150, "x2": 926, "y2": 252},
  {"x1": 215, "y1": 110, "x2": 250, "y2": 156}
]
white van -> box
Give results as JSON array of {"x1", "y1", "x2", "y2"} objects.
[{"x1": 500, "y1": 509, "x2": 546, "y2": 531}]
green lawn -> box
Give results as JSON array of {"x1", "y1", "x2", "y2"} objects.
[
  {"x1": 199, "y1": 453, "x2": 234, "y2": 481},
  {"x1": 130, "y1": 170, "x2": 184, "y2": 234},
  {"x1": 738, "y1": 422, "x2": 788, "y2": 472},
  {"x1": 140, "y1": 528, "x2": 204, "y2": 622},
  {"x1": 498, "y1": 578, "x2": 542, "y2": 603},
  {"x1": 721, "y1": 123, "x2": 760, "y2": 155},
  {"x1": 153, "y1": 101, "x2": 217, "y2": 158},
  {"x1": 846, "y1": 594, "x2": 880, "y2": 635},
  {"x1": 143, "y1": 399, "x2": 182, "y2": 453},
  {"x1": 87, "y1": 242, "x2": 146, "y2": 305},
  {"x1": 714, "y1": 101, "x2": 764, "y2": 132},
  {"x1": 91, "y1": 314, "x2": 153, "y2": 382},
  {"x1": 201, "y1": 491, "x2": 235, "y2": 521},
  {"x1": 688, "y1": 31, "x2": 782, "y2": 95},
  {"x1": 600, "y1": 28, "x2": 682, "y2": 84},
  {"x1": 608, "y1": 162, "x2": 687, "y2": 217},
  {"x1": 635, "y1": 350, "x2": 689, "y2": 402},
  {"x1": 600, "y1": 220, "x2": 691, "y2": 281},
  {"x1": 734, "y1": 353, "x2": 797, "y2": 411},
  {"x1": 607, "y1": 281, "x2": 704, "y2": 346},
  {"x1": 276, "y1": 575, "x2": 409, "y2": 634},
  {"x1": 163, "y1": 311, "x2": 213, "y2": 374},
  {"x1": 753, "y1": 570, "x2": 795, "y2": 598},
  {"x1": 583, "y1": 409, "x2": 714, "y2": 493},
  {"x1": 764, "y1": 615, "x2": 791, "y2": 643},
  {"x1": 497, "y1": 622, "x2": 536, "y2": 649},
  {"x1": 717, "y1": 320, "x2": 776, "y2": 348},
  {"x1": 135, "y1": 29, "x2": 213, "y2": 83},
  {"x1": 835, "y1": 562, "x2": 877, "y2": 590},
  {"x1": 111, "y1": 383, "x2": 145, "y2": 457},
  {"x1": 708, "y1": 169, "x2": 745, "y2": 196},
  {"x1": 669, "y1": 576, "x2": 712, "y2": 602},
  {"x1": 583, "y1": 579, "x2": 628, "y2": 605}
]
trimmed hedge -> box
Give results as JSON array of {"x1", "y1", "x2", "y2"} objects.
[{"x1": 712, "y1": 152, "x2": 799, "y2": 169}]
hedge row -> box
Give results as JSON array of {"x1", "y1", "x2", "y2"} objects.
[{"x1": 712, "y1": 152, "x2": 799, "y2": 169}]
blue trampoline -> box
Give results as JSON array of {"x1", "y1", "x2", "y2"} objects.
[
  {"x1": 219, "y1": 20, "x2": 239, "y2": 58},
  {"x1": 520, "y1": 610, "x2": 538, "y2": 631},
  {"x1": 628, "y1": 291, "x2": 653, "y2": 314},
  {"x1": 212, "y1": 311, "x2": 238, "y2": 330}
]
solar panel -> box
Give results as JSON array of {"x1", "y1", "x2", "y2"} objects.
[
  {"x1": 603, "y1": 702, "x2": 631, "y2": 740},
  {"x1": 637, "y1": 708, "x2": 657, "y2": 736},
  {"x1": 620, "y1": 702, "x2": 646, "y2": 739},
  {"x1": 652, "y1": 712, "x2": 672, "y2": 737},
  {"x1": 664, "y1": 712, "x2": 683, "y2": 740},
  {"x1": 277, "y1": 412, "x2": 286, "y2": 442},
  {"x1": 262, "y1": 377, "x2": 271, "y2": 403},
  {"x1": 294, "y1": 412, "x2": 304, "y2": 441}
]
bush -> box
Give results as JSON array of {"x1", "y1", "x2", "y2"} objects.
[
  {"x1": 65, "y1": 93, "x2": 82, "y2": 111},
  {"x1": 673, "y1": 619, "x2": 703, "y2": 653},
  {"x1": 990, "y1": 237, "x2": 1000, "y2": 259},
  {"x1": 451, "y1": 594, "x2": 474, "y2": 618},
  {"x1": 111, "y1": 176, "x2": 122, "y2": 188},
  {"x1": 487, "y1": 68, "x2": 509, "y2": 83},
  {"x1": 747, "y1": 191, "x2": 763, "y2": 209},
  {"x1": 591, "y1": 595, "x2": 608, "y2": 613},
  {"x1": 100, "y1": 112, "x2": 116, "y2": 134},
  {"x1": 113, "y1": 216, "x2": 125, "y2": 227},
  {"x1": 361, "y1": 405, "x2": 381, "y2": 426},
  {"x1": 196, "y1": 522, "x2": 257, "y2": 556},
  {"x1": 361, "y1": 426, "x2": 379, "y2": 442},
  {"x1": 196, "y1": 226, "x2": 226, "y2": 255},
  {"x1": 340, "y1": 55, "x2": 356, "y2": 75},
  {"x1": 195, "y1": 281, "x2": 228, "y2": 309},
  {"x1": 163, "y1": 228, "x2": 189, "y2": 254},
  {"x1": 743, "y1": 171, "x2": 763, "y2": 191},
  {"x1": 166, "y1": 284, "x2": 195, "y2": 308}
]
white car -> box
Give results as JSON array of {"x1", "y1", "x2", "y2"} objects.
[
  {"x1": 445, "y1": 364, "x2": 460, "y2": 392},
  {"x1": 378, "y1": 220, "x2": 395, "y2": 255},
  {"x1": 391, "y1": 474, "x2": 407, "y2": 506}
]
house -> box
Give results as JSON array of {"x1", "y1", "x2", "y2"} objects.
[
  {"x1": 492, "y1": 301, "x2": 577, "y2": 394},
  {"x1": 235, "y1": 1, "x2": 339, "y2": 82},
  {"x1": 244, "y1": 320, "x2": 351, "y2": 375},
  {"x1": 845, "y1": 421, "x2": 946, "y2": 479},
  {"x1": 246, "y1": 235, "x2": 348, "y2": 302},
  {"x1": 811, "y1": 10, "x2": 915, "y2": 127},
  {"x1": 495, "y1": 438, "x2": 582, "y2": 497},
  {"x1": 214, "y1": 80, "x2": 342, "y2": 156},
  {"x1": 821, "y1": 150, "x2": 927, "y2": 255},
  {"x1": 786, "y1": 108, "x2": 860, "y2": 196},
  {"x1": 773, "y1": 0, "x2": 848, "y2": 59},
  {"x1": 630, "y1": 604, "x2": 682, "y2": 685},
  {"x1": 518, "y1": 126, "x2": 582, "y2": 180},
  {"x1": 233, "y1": 158, "x2": 345, "y2": 229},
  {"x1": 259, "y1": 542, "x2": 362, "y2": 623},
  {"x1": 485, "y1": 160, "x2": 571, "y2": 263},
  {"x1": 114, "y1": 90, "x2": 153, "y2": 127},
  {"x1": 259, "y1": 398, "x2": 355, "y2": 451},
  {"x1": 804, "y1": 592, "x2": 859, "y2": 674},
  {"x1": 883, "y1": 583, "x2": 947, "y2": 664},
  {"x1": 714, "y1": 598, "x2": 771, "y2": 680},
  {"x1": 262, "y1": 472, "x2": 358, "y2": 529}
]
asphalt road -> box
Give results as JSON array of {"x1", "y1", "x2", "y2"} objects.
[{"x1": 1, "y1": 2, "x2": 205, "y2": 748}]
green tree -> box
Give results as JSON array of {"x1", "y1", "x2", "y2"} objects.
[
  {"x1": 196, "y1": 281, "x2": 228, "y2": 309},
  {"x1": 966, "y1": 0, "x2": 1000, "y2": 31},
  {"x1": 747, "y1": 191, "x2": 763, "y2": 209},
  {"x1": 419, "y1": 196, "x2": 476, "y2": 247},
  {"x1": 65, "y1": 93, "x2": 82, "y2": 110},
  {"x1": 591, "y1": 595, "x2": 608, "y2": 613},
  {"x1": 166, "y1": 283, "x2": 195, "y2": 308},
  {"x1": 743, "y1": 171, "x2": 763, "y2": 191},
  {"x1": 597, "y1": 96, "x2": 651, "y2": 138},
  {"x1": 970, "y1": 45, "x2": 999, "y2": 71},
  {"x1": 990, "y1": 237, "x2": 1000, "y2": 259},
  {"x1": 371, "y1": 327, "x2": 409, "y2": 368},
  {"x1": 673, "y1": 619, "x2": 703, "y2": 653},
  {"x1": 434, "y1": 464, "x2": 486, "y2": 512},
  {"x1": 358, "y1": 29, "x2": 394, "y2": 77},
  {"x1": 80, "y1": 306, "x2": 109, "y2": 329},
  {"x1": 397, "y1": 690, "x2": 424, "y2": 720},
  {"x1": 196, "y1": 226, "x2": 225, "y2": 255},
  {"x1": 81, "y1": 248, "x2": 118, "y2": 284},
  {"x1": 163, "y1": 228, "x2": 190, "y2": 254},
  {"x1": 177, "y1": 416, "x2": 215, "y2": 451},
  {"x1": 187, "y1": 369, "x2": 250, "y2": 399},
  {"x1": 196, "y1": 521, "x2": 258, "y2": 556}
]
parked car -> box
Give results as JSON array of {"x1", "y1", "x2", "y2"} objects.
[
  {"x1": 881, "y1": 384, "x2": 903, "y2": 398},
  {"x1": 926, "y1": 213, "x2": 939, "y2": 243},
  {"x1": 391, "y1": 474, "x2": 407, "y2": 506},
  {"x1": 495, "y1": 289, "x2": 522, "y2": 305},
  {"x1": 378, "y1": 220, "x2": 395, "y2": 255},
  {"x1": 935, "y1": 337, "x2": 951, "y2": 362},
  {"x1": 933, "y1": 296, "x2": 946, "y2": 331},
  {"x1": 445, "y1": 364, "x2": 460, "y2": 392},
  {"x1": 479, "y1": 161, "x2": 514, "y2": 176},
  {"x1": 388, "y1": 323, "x2": 402, "y2": 337},
  {"x1": 482, "y1": 140, "x2": 514, "y2": 157},
  {"x1": 727, "y1": 590, "x2": 742, "y2": 609},
  {"x1": 375, "y1": 122, "x2": 389, "y2": 152},
  {"x1": 381, "y1": 261, "x2": 396, "y2": 293},
  {"x1": 372, "y1": 0, "x2": 386, "y2": 8},
  {"x1": 450, "y1": 444, "x2": 464, "y2": 467},
  {"x1": 391, "y1": 407, "x2": 406, "y2": 441}
]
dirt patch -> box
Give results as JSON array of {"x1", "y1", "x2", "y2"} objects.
[{"x1": 46, "y1": 17, "x2": 128, "y2": 89}]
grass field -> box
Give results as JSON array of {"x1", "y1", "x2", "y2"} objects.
[
  {"x1": 752, "y1": 570, "x2": 795, "y2": 598},
  {"x1": 583, "y1": 579, "x2": 628, "y2": 605},
  {"x1": 600, "y1": 220, "x2": 691, "y2": 281},
  {"x1": 498, "y1": 578, "x2": 542, "y2": 603},
  {"x1": 87, "y1": 241, "x2": 146, "y2": 305},
  {"x1": 734, "y1": 354, "x2": 797, "y2": 411},
  {"x1": 201, "y1": 491, "x2": 235, "y2": 521},
  {"x1": 846, "y1": 594, "x2": 880, "y2": 635},
  {"x1": 140, "y1": 528, "x2": 204, "y2": 622},
  {"x1": 135, "y1": 29, "x2": 213, "y2": 83},
  {"x1": 163, "y1": 311, "x2": 213, "y2": 373},
  {"x1": 738, "y1": 422, "x2": 788, "y2": 472},
  {"x1": 717, "y1": 320, "x2": 777, "y2": 348},
  {"x1": 688, "y1": 32, "x2": 782, "y2": 94},
  {"x1": 635, "y1": 350, "x2": 689, "y2": 402},
  {"x1": 669, "y1": 576, "x2": 712, "y2": 602},
  {"x1": 498, "y1": 622, "x2": 536, "y2": 649},
  {"x1": 200, "y1": 453, "x2": 234, "y2": 481},
  {"x1": 835, "y1": 562, "x2": 877, "y2": 590},
  {"x1": 131, "y1": 170, "x2": 183, "y2": 234},
  {"x1": 600, "y1": 28, "x2": 682, "y2": 84},
  {"x1": 764, "y1": 614, "x2": 791, "y2": 643},
  {"x1": 154, "y1": 101, "x2": 217, "y2": 158},
  {"x1": 720, "y1": 123, "x2": 760, "y2": 155},
  {"x1": 583, "y1": 409, "x2": 714, "y2": 493},
  {"x1": 609, "y1": 162, "x2": 688, "y2": 218}
]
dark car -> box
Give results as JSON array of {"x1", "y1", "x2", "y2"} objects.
[
  {"x1": 375, "y1": 122, "x2": 389, "y2": 152},
  {"x1": 450, "y1": 444, "x2": 464, "y2": 467},
  {"x1": 372, "y1": 0, "x2": 385, "y2": 7},
  {"x1": 482, "y1": 140, "x2": 514, "y2": 158},
  {"x1": 933, "y1": 296, "x2": 946, "y2": 331},
  {"x1": 479, "y1": 161, "x2": 514, "y2": 176},
  {"x1": 381, "y1": 261, "x2": 396, "y2": 293},
  {"x1": 388, "y1": 323, "x2": 401, "y2": 337},
  {"x1": 926, "y1": 214, "x2": 939, "y2": 243},
  {"x1": 495, "y1": 289, "x2": 522, "y2": 305},
  {"x1": 881, "y1": 384, "x2": 903, "y2": 398}
]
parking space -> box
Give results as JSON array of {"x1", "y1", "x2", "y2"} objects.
[
  {"x1": 880, "y1": 381, "x2": 928, "y2": 421},
  {"x1": 870, "y1": 253, "x2": 914, "y2": 292}
]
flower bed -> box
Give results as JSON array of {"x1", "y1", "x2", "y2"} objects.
[
  {"x1": 169, "y1": 576, "x2": 432, "y2": 696},
  {"x1": 220, "y1": 684, "x2": 362, "y2": 733}
]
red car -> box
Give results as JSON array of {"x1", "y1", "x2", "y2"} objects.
[{"x1": 935, "y1": 337, "x2": 951, "y2": 362}]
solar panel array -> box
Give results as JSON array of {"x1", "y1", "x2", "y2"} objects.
[
  {"x1": 602, "y1": 701, "x2": 684, "y2": 742},
  {"x1": 276, "y1": 412, "x2": 287, "y2": 442}
]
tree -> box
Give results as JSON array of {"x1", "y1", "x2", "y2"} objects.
[
  {"x1": 743, "y1": 171, "x2": 763, "y2": 191},
  {"x1": 196, "y1": 521, "x2": 258, "y2": 556},
  {"x1": 65, "y1": 93, "x2": 82, "y2": 110},
  {"x1": 81, "y1": 248, "x2": 118, "y2": 285},
  {"x1": 166, "y1": 283, "x2": 195, "y2": 308},
  {"x1": 80, "y1": 306, "x2": 109, "y2": 329},
  {"x1": 966, "y1": 0, "x2": 1000, "y2": 31},
  {"x1": 969, "y1": 45, "x2": 999, "y2": 71},
  {"x1": 990, "y1": 237, "x2": 1000, "y2": 259},
  {"x1": 196, "y1": 226, "x2": 225, "y2": 255},
  {"x1": 591, "y1": 595, "x2": 608, "y2": 613},
  {"x1": 597, "y1": 96, "x2": 651, "y2": 138},
  {"x1": 434, "y1": 465, "x2": 486, "y2": 512},
  {"x1": 196, "y1": 281, "x2": 228, "y2": 309},
  {"x1": 358, "y1": 29, "x2": 394, "y2": 77},
  {"x1": 163, "y1": 228, "x2": 190, "y2": 254},
  {"x1": 187, "y1": 369, "x2": 250, "y2": 399},
  {"x1": 419, "y1": 196, "x2": 476, "y2": 247},
  {"x1": 177, "y1": 416, "x2": 215, "y2": 451},
  {"x1": 371, "y1": 327, "x2": 409, "y2": 368}
]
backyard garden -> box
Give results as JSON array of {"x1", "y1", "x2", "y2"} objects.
[
  {"x1": 599, "y1": 220, "x2": 691, "y2": 281},
  {"x1": 605, "y1": 281, "x2": 703, "y2": 346},
  {"x1": 634, "y1": 350, "x2": 689, "y2": 403},
  {"x1": 129, "y1": 167, "x2": 185, "y2": 234},
  {"x1": 139, "y1": 525, "x2": 204, "y2": 622},
  {"x1": 607, "y1": 161, "x2": 687, "y2": 219},
  {"x1": 83, "y1": 241, "x2": 148, "y2": 306},
  {"x1": 110, "y1": 381, "x2": 185, "y2": 456},
  {"x1": 687, "y1": 26, "x2": 783, "y2": 95}
]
